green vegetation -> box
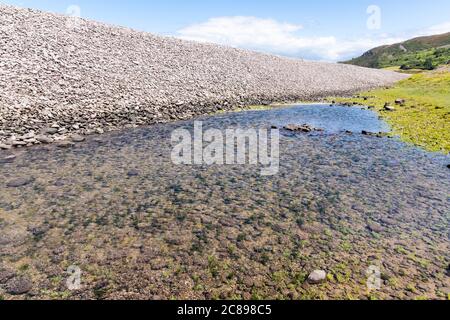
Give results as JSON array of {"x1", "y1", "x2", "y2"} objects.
[
  {"x1": 331, "y1": 68, "x2": 450, "y2": 153},
  {"x1": 343, "y1": 32, "x2": 450, "y2": 70}
]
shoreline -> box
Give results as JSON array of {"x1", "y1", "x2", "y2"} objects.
[{"x1": 0, "y1": 90, "x2": 399, "y2": 151}]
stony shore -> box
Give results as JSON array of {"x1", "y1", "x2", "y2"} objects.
[{"x1": 0, "y1": 5, "x2": 408, "y2": 149}]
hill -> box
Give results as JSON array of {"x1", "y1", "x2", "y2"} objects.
[{"x1": 342, "y1": 33, "x2": 450, "y2": 70}]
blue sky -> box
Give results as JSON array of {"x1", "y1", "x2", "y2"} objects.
[{"x1": 2, "y1": 0, "x2": 450, "y2": 61}]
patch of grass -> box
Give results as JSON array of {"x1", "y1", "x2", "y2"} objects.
[
  {"x1": 395, "y1": 246, "x2": 409, "y2": 255},
  {"x1": 407, "y1": 284, "x2": 418, "y2": 293},
  {"x1": 18, "y1": 263, "x2": 30, "y2": 272},
  {"x1": 340, "y1": 241, "x2": 352, "y2": 252},
  {"x1": 330, "y1": 68, "x2": 450, "y2": 153},
  {"x1": 207, "y1": 255, "x2": 221, "y2": 278}
]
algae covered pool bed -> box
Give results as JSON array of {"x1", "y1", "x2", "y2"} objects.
[{"x1": 0, "y1": 104, "x2": 449, "y2": 300}]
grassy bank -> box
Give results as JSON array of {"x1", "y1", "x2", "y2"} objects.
[{"x1": 331, "y1": 67, "x2": 450, "y2": 153}]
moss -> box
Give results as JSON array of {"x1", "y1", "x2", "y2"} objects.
[
  {"x1": 395, "y1": 246, "x2": 409, "y2": 255},
  {"x1": 341, "y1": 241, "x2": 352, "y2": 252},
  {"x1": 207, "y1": 255, "x2": 221, "y2": 278},
  {"x1": 407, "y1": 284, "x2": 418, "y2": 293},
  {"x1": 18, "y1": 263, "x2": 30, "y2": 272},
  {"x1": 330, "y1": 68, "x2": 450, "y2": 153}
]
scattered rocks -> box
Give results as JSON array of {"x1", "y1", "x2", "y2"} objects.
[
  {"x1": 6, "y1": 177, "x2": 34, "y2": 188},
  {"x1": 284, "y1": 124, "x2": 324, "y2": 133},
  {"x1": 362, "y1": 131, "x2": 388, "y2": 138},
  {"x1": 6, "y1": 276, "x2": 33, "y2": 295},
  {"x1": 307, "y1": 270, "x2": 327, "y2": 284}
]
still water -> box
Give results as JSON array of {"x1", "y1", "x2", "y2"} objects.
[{"x1": 0, "y1": 104, "x2": 448, "y2": 300}]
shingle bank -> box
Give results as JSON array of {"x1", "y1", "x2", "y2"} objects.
[{"x1": 0, "y1": 5, "x2": 408, "y2": 148}]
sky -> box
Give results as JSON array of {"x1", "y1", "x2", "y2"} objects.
[{"x1": 1, "y1": 0, "x2": 450, "y2": 61}]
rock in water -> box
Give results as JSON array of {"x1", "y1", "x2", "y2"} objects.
[
  {"x1": 307, "y1": 270, "x2": 327, "y2": 284},
  {"x1": 284, "y1": 124, "x2": 324, "y2": 133}
]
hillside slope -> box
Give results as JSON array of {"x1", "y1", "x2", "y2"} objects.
[
  {"x1": 0, "y1": 5, "x2": 407, "y2": 147},
  {"x1": 343, "y1": 32, "x2": 450, "y2": 69}
]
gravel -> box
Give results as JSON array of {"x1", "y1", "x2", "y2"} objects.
[{"x1": 0, "y1": 5, "x2": 408, "y2": 147}]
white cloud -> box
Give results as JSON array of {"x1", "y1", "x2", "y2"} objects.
[
  {"x1": 177, "y1": 16, "x2": 405, "y2": 61},
  {"x1": 417, "y1": 21, "x2": 450, "y2": 36},
  {"x1": 178, "y1": 16, "x2": 450, "y2": 62}
]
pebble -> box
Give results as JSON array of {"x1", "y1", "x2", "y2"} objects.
[
  {"x1": 36, "y1": 135, "x2": 54, "y2": 144},
  {"x1": 71, "y1": 134, "x2": 85, "y2": 143},
  {"x1": 0, "y1": 268, "x2": 15, "y2": 284},
  {"x1": 0, "y1": 155, "x2": 16, "y2": 164},
  {"x1": 12, "y1": 141, "x2": 27, "y2": 146},
  {"x1": 127, "y1": 169, "x2": 140, "y2": 177},
  {"x1": 57, "y1": 141, "x2": 75, "y2": 148},
  {"x1": 0, "y1": 143, "x2": 12, "y2": 150},
  {"x1": 44, "y1": 127, "x2": 59, "y2": 135},
  {"x1": 367, "y1": 223, "x2": 383, "y2": 233},
  {"x1": 307, "y1": 270, "x2": 327, "y2": 284}
]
